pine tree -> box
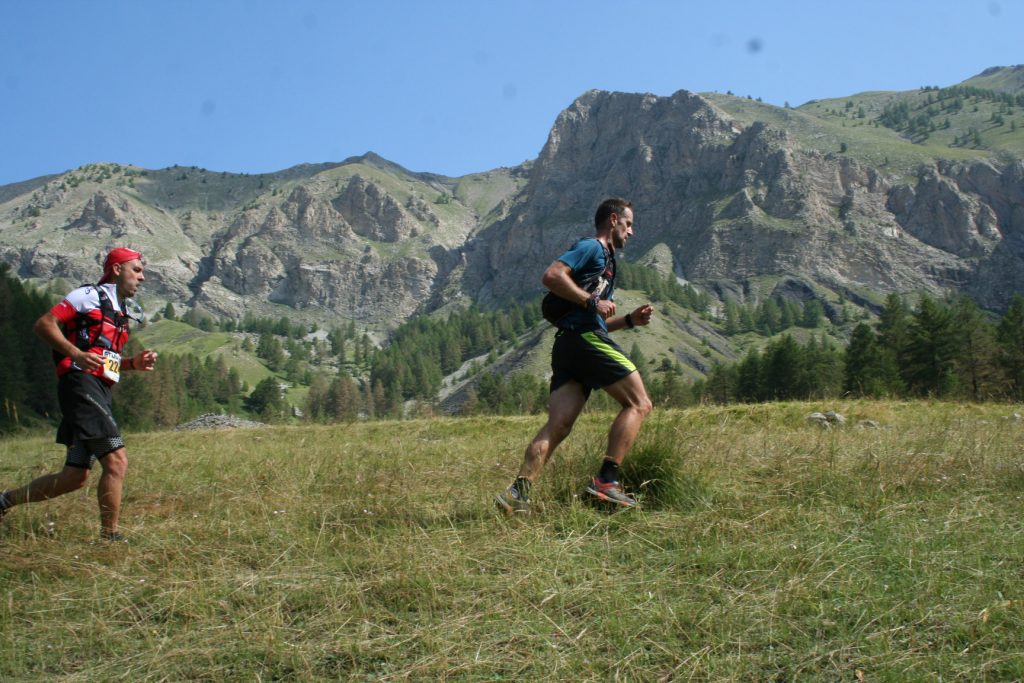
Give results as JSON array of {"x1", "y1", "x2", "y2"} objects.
[
  {"x1": 844, "y1": 323, "x2": 889, "y2": 396},
  {"x1": 757, "y1": 299, "x2": 782, "y2": 336},
  {"x1": 876, "y1": 293, "x2": 911, "y2": 390},
  {"x1": 246, "y1": 377, "x2": 285, "y2": 421},
  {"x1": 779, "y1": 299, "x2": 798, "y2": 330},
  {"x1": 326, "y1": 375, "x2": 359, "y2": 421},
  {"x1": 904, "y1": 296, "x2": 958, "y2": 396},
  {"x1": 256, "y1": 333, "x2": 285, "y2": 371},
  {"x1": 997, "y1": 294, "x2": 1024, "y2": 399},
  {"x1": 702, "y1": 363, "x2": 737, "y2": 404},
  {"x1": 723, "y1": 300, "x2": 741, "y2": 335},
  {"x1": 735, "y1": 350, "x2": 763, "y2": 402},
  {"x1": 372, "y1": 380, "x2": 387, "y2": 418},
  {"x1": 761, "y1": 335, "x2": 802, "y2": 399},
  {"x1": 801, "y1": 299, "x2": 824, "y2": 328},
  {"x1": 951, "y1": 295, "x2": 998, "y2": 400},
  {"x1": 739, "y1": 305, "x2": 756, "y2": 333},
  {"x1": 799, "y1": 335, "x2": 843, "y2": 398}
]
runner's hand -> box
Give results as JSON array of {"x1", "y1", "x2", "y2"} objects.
[
  {"x1": 72, "y1": 349, "x2": 104, "y2": 372},
  {"x1": 630, "y1": 304, "x2": 654, "y2": 326},
  {"x1": 134, "y1": 350, "x2": 158, "y2": 371},
  {"x1": 596, "y1": 299, "x2": 616, "y2": 319}
]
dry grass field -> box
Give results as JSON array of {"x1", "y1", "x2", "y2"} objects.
[{"x1": 1, "y1": 401, "x2": 1022, "y2": 681}]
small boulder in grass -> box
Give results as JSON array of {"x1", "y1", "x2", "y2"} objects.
[
  {"x1": 807, "y1": 411, "x2": 846, "y2": 429},
  {"x1": 173, "y1": 413, "x2": 267, "y2": 431}
]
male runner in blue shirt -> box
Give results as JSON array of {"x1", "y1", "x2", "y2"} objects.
[{"x1": 496, "y1": 197, "x2": 654, "y2": 513}]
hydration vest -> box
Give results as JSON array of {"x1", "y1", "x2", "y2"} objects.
[
  {"x1": 55, "y1": 285, "x2": 131, "y2": 374},
  {"x1": 541, "y1": 239, "x2": 616, "y2": 325}
]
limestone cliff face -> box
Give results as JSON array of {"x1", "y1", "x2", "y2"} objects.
[
  {"x1": 331, "y1": 176, "x2": 419, "y2": 242},
  {"x1": 282, "y1": 185, "x2": 355, "y2": 242},
  {"x1": 887, "y1": 162, "x2": 1004, "y2": 257},
  {"x1": 190, "y1": 171, "x2": 468, "y2": 321},
  {"x1": 466, "y1": 89, "x2": 1023, "y2": 311}
]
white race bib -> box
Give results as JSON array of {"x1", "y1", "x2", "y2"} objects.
[{"x1": 102, "y1": 350, "x2": 122, "y2": 383}]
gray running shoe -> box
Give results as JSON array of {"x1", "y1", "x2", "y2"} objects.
[
  {"x1": 494, "y1": 486, "x2": 531, "y2": 514},
  {"x1": 584, "y1": 477, "x2": 638, "y2": 508},
  {"x1": 101, "y1": 531, "x2": 127, "y2": 543}
]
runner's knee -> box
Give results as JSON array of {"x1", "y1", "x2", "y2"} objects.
[
  {"x1": 58, "y1": 467, "x2": 90, "y2": 491},
  {"x1": 636, "y1": 395, "x2": 653, "y2": 418},
  {"x1": 544, "y1": 416, "x2": 575, "y2": 442},
  {"x1": 99, "y1": 448, "x2": 128, "y2": 478}
]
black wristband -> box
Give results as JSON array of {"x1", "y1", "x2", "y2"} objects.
[
  {"x1": 625, "y1": 313, "x2": 634, "y2": 328},
  {"x1": 586, "y1": 296, "x2": 599, "y2": 313}
]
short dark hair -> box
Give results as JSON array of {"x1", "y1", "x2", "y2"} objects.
[{"x1": 594, "y1": 197, "x2": 633, "y2": 229}]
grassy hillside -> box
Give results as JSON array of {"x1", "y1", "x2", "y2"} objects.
[
  {"x1": 962, "y1": 65, "x2": 1024, "y2": 93},
  {"x1": 133, "y1": 319, "x2": 274, "y2": 389},
  {"x1": 707, "y1": 69, "x2": 1024, "y2": 181},
  {"x1": 1, "y1": 401, "x2": 1022, "y2": 680}
]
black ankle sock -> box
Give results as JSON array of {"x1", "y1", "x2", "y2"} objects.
[
  {"x1": 598, "y1": 459, "x2": 620, "y2": 483},
  {"x1": 513, "y1": 477, "x2": 532, "y2": 499}
]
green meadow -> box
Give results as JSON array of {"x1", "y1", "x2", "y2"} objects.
[{"x1": 1, "y1": 401, "x2": 1022, "y2": 681}]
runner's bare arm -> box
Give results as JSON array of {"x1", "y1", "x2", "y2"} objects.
[
  {"x1": 542, "y1": 261, "x2": 617, "y2": 319},
  {"x1": 607, "y1": 304, "x2": 654, "y2": 332},
  {"x1": 32, "y1": 311, "x2": 103, "y2": 371}
]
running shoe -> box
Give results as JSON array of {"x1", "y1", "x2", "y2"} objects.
[
  {"x1": 101, "y1": 531, "x2": 127, "y2": 543},
  {"x1": 494, "y1": 486, "x2": 531, "y2": 514},
  {"x1": 584, "y1": 477, "x2": 638, "y2": 508}
]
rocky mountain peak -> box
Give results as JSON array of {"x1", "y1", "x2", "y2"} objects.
[{"x1": 466, "y1": 87, "x2": 1024, "y2": 312}]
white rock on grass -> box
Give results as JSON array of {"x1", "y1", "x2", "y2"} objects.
[{"x1": 173, "y1": 413, "x2": 266, "y2": 431}]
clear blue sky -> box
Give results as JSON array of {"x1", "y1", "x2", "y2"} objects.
[{"x1": 1, "y1": 0, "x2": 1020, "y2": 186}]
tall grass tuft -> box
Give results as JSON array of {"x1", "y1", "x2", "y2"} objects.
[{"x1": 620, "y1": 415, "x2": 717, "y2": 511}]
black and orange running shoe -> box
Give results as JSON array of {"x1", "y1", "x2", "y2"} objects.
[{"x1": 584, "y1": 477, "x2": 637, "y2": 509}]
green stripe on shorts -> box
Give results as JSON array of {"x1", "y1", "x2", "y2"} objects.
[{"x1": 581, "y1": 331, "x2": 636, "y2": 372}]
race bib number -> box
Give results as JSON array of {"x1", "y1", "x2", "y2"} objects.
[{"x1": 102, "y1": 350, "x2": 122, "y2": 383}]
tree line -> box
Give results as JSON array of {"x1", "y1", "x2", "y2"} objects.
[
  {"x1": 0, "y1": 266, "x2": 60, "y2": 431},
  {"x1": 696, "y1": 293, "x2": 1024, "y2": 404},
  {"x1": 6, "y1": 262, "x2": 1024, "y2": 434}
]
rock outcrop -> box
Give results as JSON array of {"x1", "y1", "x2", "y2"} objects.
[{"x1": 466, "y1": 89, "x2": 1023, "y2": 311}]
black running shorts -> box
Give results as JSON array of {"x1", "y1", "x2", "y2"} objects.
[
  {"x1": 56, "y1": 372, "x2": 124, "y2": 468},
  {"x1": 550, "y1": 329, "x2": 637, "y2": 397}
]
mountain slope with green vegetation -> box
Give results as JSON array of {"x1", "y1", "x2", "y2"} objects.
[
  {"x1": 705, "y1": 67, "x2": 1024, "y2": 178},
  {"x1": 962, "y1": 64, "x2": 1024, "y2": 92}
]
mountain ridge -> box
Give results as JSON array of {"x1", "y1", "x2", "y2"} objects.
[{"x1": 2, "y1": 67, "x2": 1022, "y2": 340}]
